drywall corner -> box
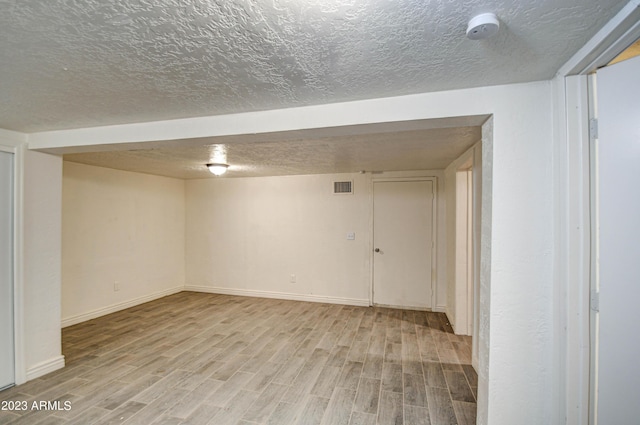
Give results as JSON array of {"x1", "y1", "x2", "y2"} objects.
[{"x1": 23, "y1": 150, "x2": 64, "y2": 376}]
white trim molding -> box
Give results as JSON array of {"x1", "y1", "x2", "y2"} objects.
[
  {"x1": 26, "y1": 355, "x2": 65, "y2": 381},
  {"x1": 184, "y1": 285, "x2": 370, "y2": 307},
  {"x1": 61, "y1": 286, "x2": 183, "y2": 328},
  {"x1": 0, "y1": 134, "x2": 27, "y2": 386},
  {"x1": 554, "y1": 1, "x2": 640, "y2": 423}
]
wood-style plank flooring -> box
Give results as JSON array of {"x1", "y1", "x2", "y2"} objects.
[{"x1": 0, "y1": 292, "x2": 477, "y2": 425}]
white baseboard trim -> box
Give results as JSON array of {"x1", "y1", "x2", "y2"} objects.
[
  {"x1": 61, "y1": 286, "x2": 183, "y2": 328},
  {"x1": 184, "y1": 285, "x2": 370, "y2": 307},
  {"x1": 26, "y1": 355, "x2": 65, "y2": 381},
  {"x1": 433, "y1": 306, "x2": 447, "y2": 313}
]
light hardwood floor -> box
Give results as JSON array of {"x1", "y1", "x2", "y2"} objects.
[{"x1": 0, "y1": 292, "x2": 476, "y2": 425}]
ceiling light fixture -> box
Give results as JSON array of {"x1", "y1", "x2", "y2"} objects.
[
  {"x1": 207, "y1": 163, "x2": 229, "y2": 176},
  {"x1": 466, "y1": 13, "x2": 500, "y2": 40}
]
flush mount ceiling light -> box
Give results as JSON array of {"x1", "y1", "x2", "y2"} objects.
[
  {"x1": 466, "y1": 13, "x2": 500, "y2": 40},
  {"x1": 207, "y1": 163, "x2": 229, "y2": 176}
]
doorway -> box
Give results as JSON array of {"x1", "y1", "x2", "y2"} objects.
[
  {"x1": 0, "y1": 149, "x2": 15, "y2": 391},
  {"x1": 372, "y1": 178, "x2": 436, "y2": 310},
  {"x1": 588, "y1": 53, "x2": 640, "y2": 424}
]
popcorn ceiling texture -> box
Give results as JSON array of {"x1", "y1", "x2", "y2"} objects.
[
  {"x1": 63, "y1": 125, "x2": 482, "y2": 179},
  {"x1": 0, "y1": 0, "x2": 628, "y2": 132}
]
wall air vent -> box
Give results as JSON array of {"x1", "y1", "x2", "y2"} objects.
[{"x1": 333, "y1": 181, "x2": 353, "y2": 194}]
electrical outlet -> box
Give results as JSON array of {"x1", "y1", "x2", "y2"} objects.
[
  {"x1": 114, "y1": 281, "x2": 120, "y2": 292},
  {"x1": 290, "y1": 274, "x2": 296, "y2": 283}
]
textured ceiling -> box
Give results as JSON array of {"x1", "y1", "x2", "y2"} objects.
[
  {"x1": 0, "y1": 0, "x2": 629, "y2": 133},
  {"x1": 64, "y1": 124, "x2": 482, "y2": 179}
]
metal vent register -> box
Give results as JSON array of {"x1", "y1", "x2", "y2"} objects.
[{"x1": 333, "y1": 181, "x2": 353, "y2": 194}]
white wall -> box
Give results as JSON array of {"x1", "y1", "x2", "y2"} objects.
[
  {"x1": 61, "y1": 162, "x2": 185, "y2": 326},
  {"x1": 478, "y1": 118, "x2": 493, "y2": 425},
  {"x1": 23, "y1": 150, "x2": 64, "y2": 379},
  {"x1": 186, "y1": 171, "x2": 448, "y2": 308},
  {"x1": 486, "y1": 86, "x2": 554, "y2": 424}
]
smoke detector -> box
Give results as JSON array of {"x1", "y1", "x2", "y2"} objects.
[{"x1": 466, "y1": 13, "x2": 500, "y2": 40}]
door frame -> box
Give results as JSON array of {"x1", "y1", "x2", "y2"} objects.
[
  {"x1": 369, "y1": 176, "x2": 438, "y2": 309},
  {"x1": 555, "y1": 2, "x2": 640, "y2": 423},
  {"x1": 586, "y1": 49, "x2": 640, "y2": 425},
  {"x1": 0, "y1": 141, "x2": 26, "y2": 387}
]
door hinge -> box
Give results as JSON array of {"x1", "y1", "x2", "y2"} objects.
[
  {"x1": 590, "y1": 290, "x2": 600, "y2": 312},
  {"x1": 589, "y1": 118, "x2": 598, "y2": 140}
]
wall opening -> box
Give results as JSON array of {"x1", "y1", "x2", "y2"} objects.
[{"x1": 454, "y1": 165, "x2": 473, "y2": 336}]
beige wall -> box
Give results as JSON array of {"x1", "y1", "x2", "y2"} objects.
[
  {"x1": 186, "y1": 172, "x2": 372, "y2": 303},
  {"x1": 185, "y1": 171, "x2": 448, "y2": 308},
  {"x1": 61, "y1": 165, "x2": 450, "y2": 317},
  {"x1": 61, "y1": 162, "x2": 185, "y2": 326},
  {"x1": 23, "y1": 150, "x2": 64, "y2": 379}
]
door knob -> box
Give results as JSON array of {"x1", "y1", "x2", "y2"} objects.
[{"x1": 374, "y1": 248, "x2": 380, "y2": 252}]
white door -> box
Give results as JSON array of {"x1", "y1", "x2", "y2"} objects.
[
  {"x1": 373, "y1": 180, "x2": 434, "y2": 309},
  {"x1": 0, "y1": 151, "x2": 15, "y2": 390},
  {"x1": 594, "y1": 54, "x2": 640, "y2": 423}
]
